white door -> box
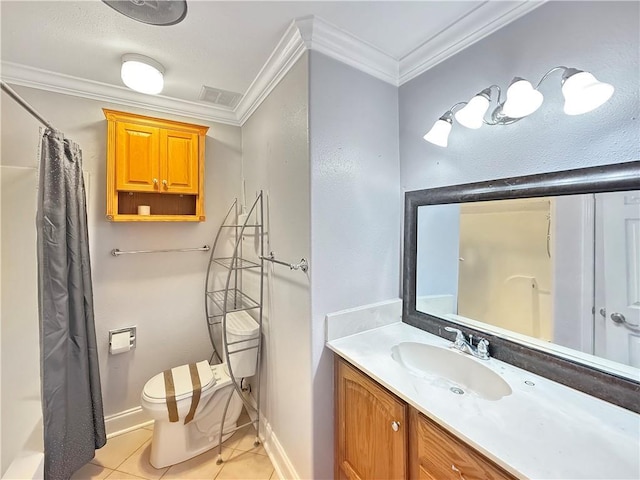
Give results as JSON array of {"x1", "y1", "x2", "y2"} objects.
[{"x1": 596, "y1": 190, "x2": 640, "y2": 367}]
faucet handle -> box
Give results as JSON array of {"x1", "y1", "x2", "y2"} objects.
[
  {"x1": 477, "y1": 338, "x2": 490, "y2": 359},
  {"x1": 444, "y1": 326, "x2": 465, "y2": 343}
]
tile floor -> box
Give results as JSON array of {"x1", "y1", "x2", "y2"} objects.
[{"x1": 71, "y1": 410, "x2": 277, "y2": 480}]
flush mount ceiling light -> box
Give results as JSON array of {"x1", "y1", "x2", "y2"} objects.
[
  {"x1": 102, "y1": 0, "x2": 187, "y2": 26},
  {"x1": 424, "y1": 66, "x2": 614, "y2": 148},
  {"x1": 121, "y1": 54, "x2": 165, "y2": 95}
]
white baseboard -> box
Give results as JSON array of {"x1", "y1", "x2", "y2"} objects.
[
  {"x1": 260, "y1": 416, "x2": 299, "y2": 480},
  {"x1": 104, "y1": 406, "x2": 152, "y2": 438}
]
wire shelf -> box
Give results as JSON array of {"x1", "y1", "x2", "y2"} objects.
[
  {"x1": 220, "y1": 224, "x2": 262, "y2": 228},
  {"x1": 206, "y1": 288, "x2": 260, "y2": 316},
  {"x1": 213, "y1": 257, "x2": 261, "y2": 270}
]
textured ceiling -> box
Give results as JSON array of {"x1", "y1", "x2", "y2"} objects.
[
  {"x1": 1, "y1": 0, "x2": 546, "y2": 123},
  {"x1": 1, "y1": 1, "x2": 488, "y2": 103}
]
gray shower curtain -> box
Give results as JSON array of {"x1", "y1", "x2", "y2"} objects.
[{"x1": 37, "y1": 128, "x2": 106, "y2": 480}]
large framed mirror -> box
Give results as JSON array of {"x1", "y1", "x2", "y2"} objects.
[{"x1": 403, "y1": 161, "x2": 640, "y2": 413}]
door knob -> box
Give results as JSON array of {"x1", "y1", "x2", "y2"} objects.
[
  {"x1": 611, "y1": 312, "x2": 625, "y2": 324},
  {"x1": 611, "y1": 312, "x2": 639, "y2": 328},
  {"x1": 391, "y1": 421, "x2": 400, "y2": 432}
]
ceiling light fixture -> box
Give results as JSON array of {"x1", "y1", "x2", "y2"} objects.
[
  {"x1": 424, "y1": 66, "x2": 614, "y2": 147},
  {"x1": 102, "y1": 0, "x2": 188, "y2": 26},
  {"x1": 121, "y1": 54, "x2": 165, "y2": 95}
]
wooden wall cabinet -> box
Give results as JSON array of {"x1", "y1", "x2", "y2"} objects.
[
  {"x1": 104, "y1": 109, "x2": 209, "y2": 222},
  {"x1": 335, "y1": 357, "x2": 517, "y2": 480}
]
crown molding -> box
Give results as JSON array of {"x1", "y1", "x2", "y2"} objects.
[
  {"x1": 236, "y1": 15, "x2": 398, "y2": 125},
  {"x1": 235, "y1": 20, "x2": 307, "y2": 125},
  {"x1": 399, "y1": 1, "x2": 546, "y2": 85},
  {"x1": 296, "y1": 15, "x2": 399, "y2": 86},
  {"x1": 1, "y1": 61, "x2": 240, "y2": 126}
]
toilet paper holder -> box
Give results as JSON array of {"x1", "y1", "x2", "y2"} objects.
[{"x1": 109, "y1": 327, "x2": 136, "y2": 351}]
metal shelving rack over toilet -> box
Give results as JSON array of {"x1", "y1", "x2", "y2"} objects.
[{"x1": 205, "y1": 192, "x2": 264, "y2": 464}]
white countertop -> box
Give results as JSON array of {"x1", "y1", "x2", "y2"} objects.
[{"x1": 326, "y1": 306, "x2": 640, "y2": 480}]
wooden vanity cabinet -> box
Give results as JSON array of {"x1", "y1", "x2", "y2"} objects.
[
  {"x1": 104, "y1": 109, "x2": 208, "y2": 222},
  {"x1": 335, "y1": 357, "x2": 518, "y2": 480},
  {"x1": 409, "y1": 409, "x2": 516, "y2": 480},
  {"x1": 336, "y1": 358, "x2": 408, "y2": 479}
]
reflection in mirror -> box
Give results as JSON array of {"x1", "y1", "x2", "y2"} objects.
[{"x1": 416, "y1": 191, "x2": 640, "y2": 372}]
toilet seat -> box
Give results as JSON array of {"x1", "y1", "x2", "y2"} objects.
[{"x1": 142, "y1": 360, "x2": 215, "y2": 404}]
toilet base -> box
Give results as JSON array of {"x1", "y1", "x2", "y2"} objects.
[
  {"x1": 149, "y1": 419, "x2": 237, "y2": 469},
  {"x1": 147, "y1": 385, "x2": 243, "y2": 469}
]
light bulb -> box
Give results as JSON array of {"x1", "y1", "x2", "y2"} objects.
[
  {"x1": 455, "y1": 92, "x2": 490, "y2": 129},
  {"x1": 501, "y1": 78, "x2": 544, "y2": 118},
  {"x1": 423, "y1": 114, "x2": 453, "y2": 147},
  {"x1": 121, "y1": 54, "x2": 165, "y2": 95},
  {"x1": 562, "y1": 70, "x2": 614, "y2": 115}
]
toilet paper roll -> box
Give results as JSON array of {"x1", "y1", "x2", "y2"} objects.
[
  {"x1": 110, "y1": 331, "x2": 131, "y2": 355},
  {"x1": 138, "y1": 205, "x2": 151, "y2": 215}
]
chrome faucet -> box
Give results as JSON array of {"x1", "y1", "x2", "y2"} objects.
[{"x1": 444, "y1": 327, "x2": 490, "y2": 360}]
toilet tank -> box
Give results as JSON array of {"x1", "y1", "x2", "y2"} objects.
[{"x1": 224, "y1": 311, "x2": 260, "y2": 378}]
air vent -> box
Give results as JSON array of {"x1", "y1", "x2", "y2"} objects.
[{"x1": 199, "y1": 86, "x2": 242, "y2": 109}]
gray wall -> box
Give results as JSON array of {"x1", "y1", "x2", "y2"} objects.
[
  {"x1": 309, "y1": 51, "x2": 401, "y2": 479},
  {"x1": 400, "y1": 1, "x2": 640, "y2": 191},
  {"x1": 241, "y1": 53, "x2": 313, "y2": 479}
]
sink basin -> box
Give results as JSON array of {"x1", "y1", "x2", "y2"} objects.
[{"x1": 391, "y1": 342, "x2": 512, "y2": 401}]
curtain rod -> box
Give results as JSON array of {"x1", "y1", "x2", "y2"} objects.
[{"x1": 1, "y1": 81, "x2": 54, "y2": 130}]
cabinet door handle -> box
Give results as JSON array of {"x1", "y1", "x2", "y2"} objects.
[
  {"x1": 391, "y1": 421, "x2": 400, "y2": 432},
  {"x1": 153, "y1": 178, "x2": 158, "y2": 187},
  {"x1": 162, "y1": 179, "x2": 168, "y2": 189},
  {"x1": 451, "y1": 464, "x2": 467, "y2": 480}
]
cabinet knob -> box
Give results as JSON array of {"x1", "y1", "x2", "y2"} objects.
[
  {"x1": 162, "y1": 179, "x2": 168, "y2": 189},
  {"x1": 391, "y1": 421, "x2": 400, "y2": 432},
  {"x1": 451, "y1": 464, "x2": 467, "y2": 480},
  {"x1": 153, "y1": 178, "x2": 158, "y2": 187}
]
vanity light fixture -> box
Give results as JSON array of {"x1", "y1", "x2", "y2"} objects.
[
  {"x1": 454, "y1": 89, "x2": 491, "y2": 129},
  {"x1": 121, "y1": 54, "x2": 165, "y2": 95},
  {"x1": 424, "y1": 66, "x2": 614, "y2": 147},
  {"x1": 423, "y1": 111, "x2": 454, "y2": 147}
]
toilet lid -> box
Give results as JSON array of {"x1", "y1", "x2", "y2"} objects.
[{"x1": 143, "y1": 360, "x2": 215, "y2": 402}]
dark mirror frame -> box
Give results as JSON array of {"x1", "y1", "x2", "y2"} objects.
[{"x1": 403, "y1": 161, "x2": 640, "y2": 413}]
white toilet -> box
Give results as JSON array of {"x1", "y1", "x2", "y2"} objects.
[{"x1": 140, "y1": 311, "x2": 259, "y2": 468}]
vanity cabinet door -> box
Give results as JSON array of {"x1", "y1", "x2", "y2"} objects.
[
  {"x1": 336, "y1": 358, "x2": 408, "y2": 480},
  {"x1": 409, "y1": 409, "x2": 517, "y2": 480}
]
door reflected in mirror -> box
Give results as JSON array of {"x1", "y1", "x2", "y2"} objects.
[{"x1": 416, "y1": 191, "x2": 640, "y2": 370}]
